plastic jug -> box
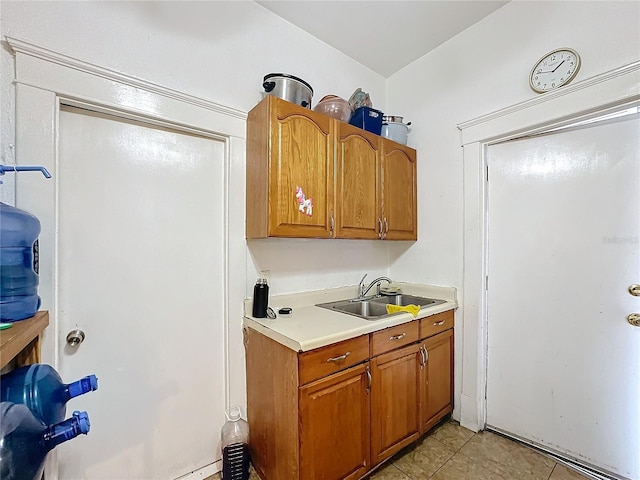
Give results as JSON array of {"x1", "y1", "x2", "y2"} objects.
[
  {"x1": 0, "y1": 202, "x2": 41, "y2": 321},
  {"x1": 220, "y1": 405, "x2": 250, "y2": 480},
  {"x1": 0, "y1": 402, "x2": 90, "y2": 480},
  {"x1": 1, "y1": 364, "x2": 98, "y2": 425},
  {"x1": 0, "y1": 164, "x2": 51, "y2": 322}
]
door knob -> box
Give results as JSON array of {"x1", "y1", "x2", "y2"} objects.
[
  {"x1": 628, "y1": 314, "x2": 640, "y2": 327},
  {"x1": 629, "y1": 285, "x2": 640, "y2": 297},
  {"x1": 66, "y1": 329, "x2": 85, "y2": 347}
]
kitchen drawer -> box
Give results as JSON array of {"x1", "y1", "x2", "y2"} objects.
[
  {"x1": 420, "y1": 310, "x2": 454, "y2": 339},
  {"x1": 298, "y1": 335, "x2": 370, "y2": 385},
  {"x1": 371, "y1": 321, "x2": 419, "y2": 357}
]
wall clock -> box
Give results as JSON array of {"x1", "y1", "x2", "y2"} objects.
[{"x1": 529, "y1": 48, "x2": 581, "y2": 93}]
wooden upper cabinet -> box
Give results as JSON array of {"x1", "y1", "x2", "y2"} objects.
[
  {"x1": 381, "y1": 140, "x2": 418, "y2": 240},
  {"x1": 246, "y1": 96, "x2": 417, "y2": 240},
  {"x1": 247, "y1": 96, "x2": 334, "y2": 238},
  {"x1": 335, "y1": 123, "x2": 381, "y2": 239}
]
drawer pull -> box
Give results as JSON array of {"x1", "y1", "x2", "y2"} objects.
[
  {"x1": 433, "y1": 320, "x2": 445, "y2": 326},
  {"x1": 389, "y1": 333, "x2": 406, "y2": 341},
  {"x1": 326, "y1": 352, "x2": 350, "y2": 363}
]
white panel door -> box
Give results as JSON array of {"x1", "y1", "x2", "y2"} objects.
[
  {"x1": 56, "y1": 106, "x2": 225, "y2": 479},
  {"x1": 486, "y1": 111, "x2": 640, "y2": 479}
]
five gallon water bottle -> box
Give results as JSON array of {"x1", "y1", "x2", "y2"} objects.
[
  {"x1": 0, "y1": 202, "x2": 41, "y2": 321},
  {"x1": 0, "y1": 402, "x2": 90, "y2": 480},
  {"x1": 1, "y1": 364, "x2": 98, "y2": 425},
  {"x1": 221, "y1": 405, "x2": 250, "y2": 480},
  {"x1": 0, "y1": 164, "x2": 50, "y2": 321}
]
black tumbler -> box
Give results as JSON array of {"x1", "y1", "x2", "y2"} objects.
[{"x1": 252, "y1": 278, "x2": 269, "y2": 318}]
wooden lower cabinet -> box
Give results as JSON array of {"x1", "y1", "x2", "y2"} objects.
[
  {"x1": 419, "y1": 329, "x2": 454, "y2": 433},
  {"x1": 370, "y1": 343, "x2": 421, "y2": 465},
  {"x1": 245, "y1": 328, "x2": 370, "y2": 480},
  {"x1": 245, "y1": 309, "x2": 454, "y2": 480},
  {"x1": 300, "y1": 364, "x2": 371, "y2": 480}
]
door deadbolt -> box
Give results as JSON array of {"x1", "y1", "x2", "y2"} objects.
[
  {"x1": 66, "y1": 329, "x2": 85, "y2": 347},
  {"x1": 629, "y1": 285, "x2": 640, "y2": 297},
  {"x1": 627, "y1": 314, "x2": 640, "y2": 327}
]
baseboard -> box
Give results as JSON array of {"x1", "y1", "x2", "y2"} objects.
[{"x1": 174, "y1": 460, "x2": 221, "y2": 480}]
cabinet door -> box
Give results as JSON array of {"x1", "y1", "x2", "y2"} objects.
[
  {"x1": 381, "y1": 140, "x2": 417, "y2": 240},
  {"x1": 419, "y1": 329, "x2": 454, "y2": 434},
  {"x1": 268, "y1": 99, "x2": 334, "y2": 238},
  {"x1": 370, "y1": 343, "x2": 421, "y2": 465},
  {"x1": 299, "y1": 363, "x2": 370, "y2": 480},
  {"x1": 335, "y1": 123, "x2": 381, "y2": 239}
]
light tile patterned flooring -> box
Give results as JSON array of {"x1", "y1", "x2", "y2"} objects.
[
  {"x1": 208, "y1": 420, "x2": 590, "y2": 480},
  {"x1": 365, "y1": 420, "x2": 589, "y2": 480}
]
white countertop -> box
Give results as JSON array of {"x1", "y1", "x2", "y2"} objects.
[{"x1": 243, "y1": 283, "x2": 458, "y2": 352}]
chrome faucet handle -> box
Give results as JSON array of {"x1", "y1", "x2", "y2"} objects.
[{"x1": 358, "y1": 274, "x2": 368, "y2": 297}]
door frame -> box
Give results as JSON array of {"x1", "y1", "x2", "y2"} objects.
[
  {"x1": 456, "y1": 60, "x2": 640, "y2": 432},
  {"x1": 7, "y1": 37, "x2": 247, "y2": 479}
]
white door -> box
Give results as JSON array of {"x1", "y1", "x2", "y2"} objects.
[
  {"x1": 486, "y1": 110, "x2": 640, "y2": 479},
  {"x1": 56, "y1": 106, "x2": 226, "y2": 479}
]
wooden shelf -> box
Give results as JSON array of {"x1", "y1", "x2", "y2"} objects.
[{"x1": 0, "y1": 311, "x2": 49, "y2": 369}]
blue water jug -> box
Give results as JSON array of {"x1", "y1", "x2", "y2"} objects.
[
  {"x1": 0, "y1": 202, "x2": 41, "y2": 321},
  {"x1": 0, "y1": 402, "x2": 90, "y2": 480},
  {"x1": 1, "y1": 364, "x2": 98, "y2": 425}
]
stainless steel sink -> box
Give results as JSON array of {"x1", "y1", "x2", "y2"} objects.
[
  {"x1": 332, "y1": 300, "x2": 389, "y2": 317},
  {"x1": 316, "y1": 295, "x2": 446, "y2": 321},
  {"x1": 372, "y1": 294, "x2": 445, "y2": 308},
  {"x1": 315, "y1": 299, "x2": 389, "y2": 320}
]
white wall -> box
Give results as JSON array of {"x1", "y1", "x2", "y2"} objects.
[
  {"x1": 387, "y1": 0, "x2": 640, "y2": 423},
  {"x1": 0, "y1": 0, "x2": 391, "y2": 286},
  {"x1": 0, "y1": 0, "x2": 390, "y2": 418}
]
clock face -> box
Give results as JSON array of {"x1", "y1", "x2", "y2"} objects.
[{"x1": 530, "y1": 48, "x2": 581, "y2": 93}]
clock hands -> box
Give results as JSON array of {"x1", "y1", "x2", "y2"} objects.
[
  {"x1": 551, "y1": 60, "x2": 565, "y2": 73},
  {"x1": 539, "y1": 60, "x2": 566, "y2": 75}
]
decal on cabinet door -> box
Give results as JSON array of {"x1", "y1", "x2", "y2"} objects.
[{"x1": 295, "y1": 186, "x2": 313, "y2": 216}]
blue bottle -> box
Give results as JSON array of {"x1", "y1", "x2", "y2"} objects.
[
  {"x1": 0, "y1": 402, "x2": 90, "y2": 480},
  {"x1": 0, "y1": 202, "x2": 41, "y2": 322},
  {"x1": 1, "y1": 364, "x2": 98, "y2": 425}
]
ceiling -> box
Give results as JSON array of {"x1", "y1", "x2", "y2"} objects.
[{"x1": 257, "y1": 1, "x2": 509, "y2": 78}]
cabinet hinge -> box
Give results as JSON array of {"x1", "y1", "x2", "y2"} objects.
[
  {"x1": 486, "y1": 164, "x2": 489, "y2": 182},
  {"x1": 485, "y1": 275, "x2": 489, "y2": 290}
]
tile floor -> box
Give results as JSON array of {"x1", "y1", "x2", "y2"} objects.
[
  {"x1": 365, "y1": 420, "x2": 590, "y2": 480},
  {"x1": 208, "y1": 420, "x2": 590, "y2": 480}
]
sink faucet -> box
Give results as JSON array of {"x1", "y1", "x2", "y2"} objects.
[{"x1": 358, "y1": 274, "x2": 392, "y2": 298}]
